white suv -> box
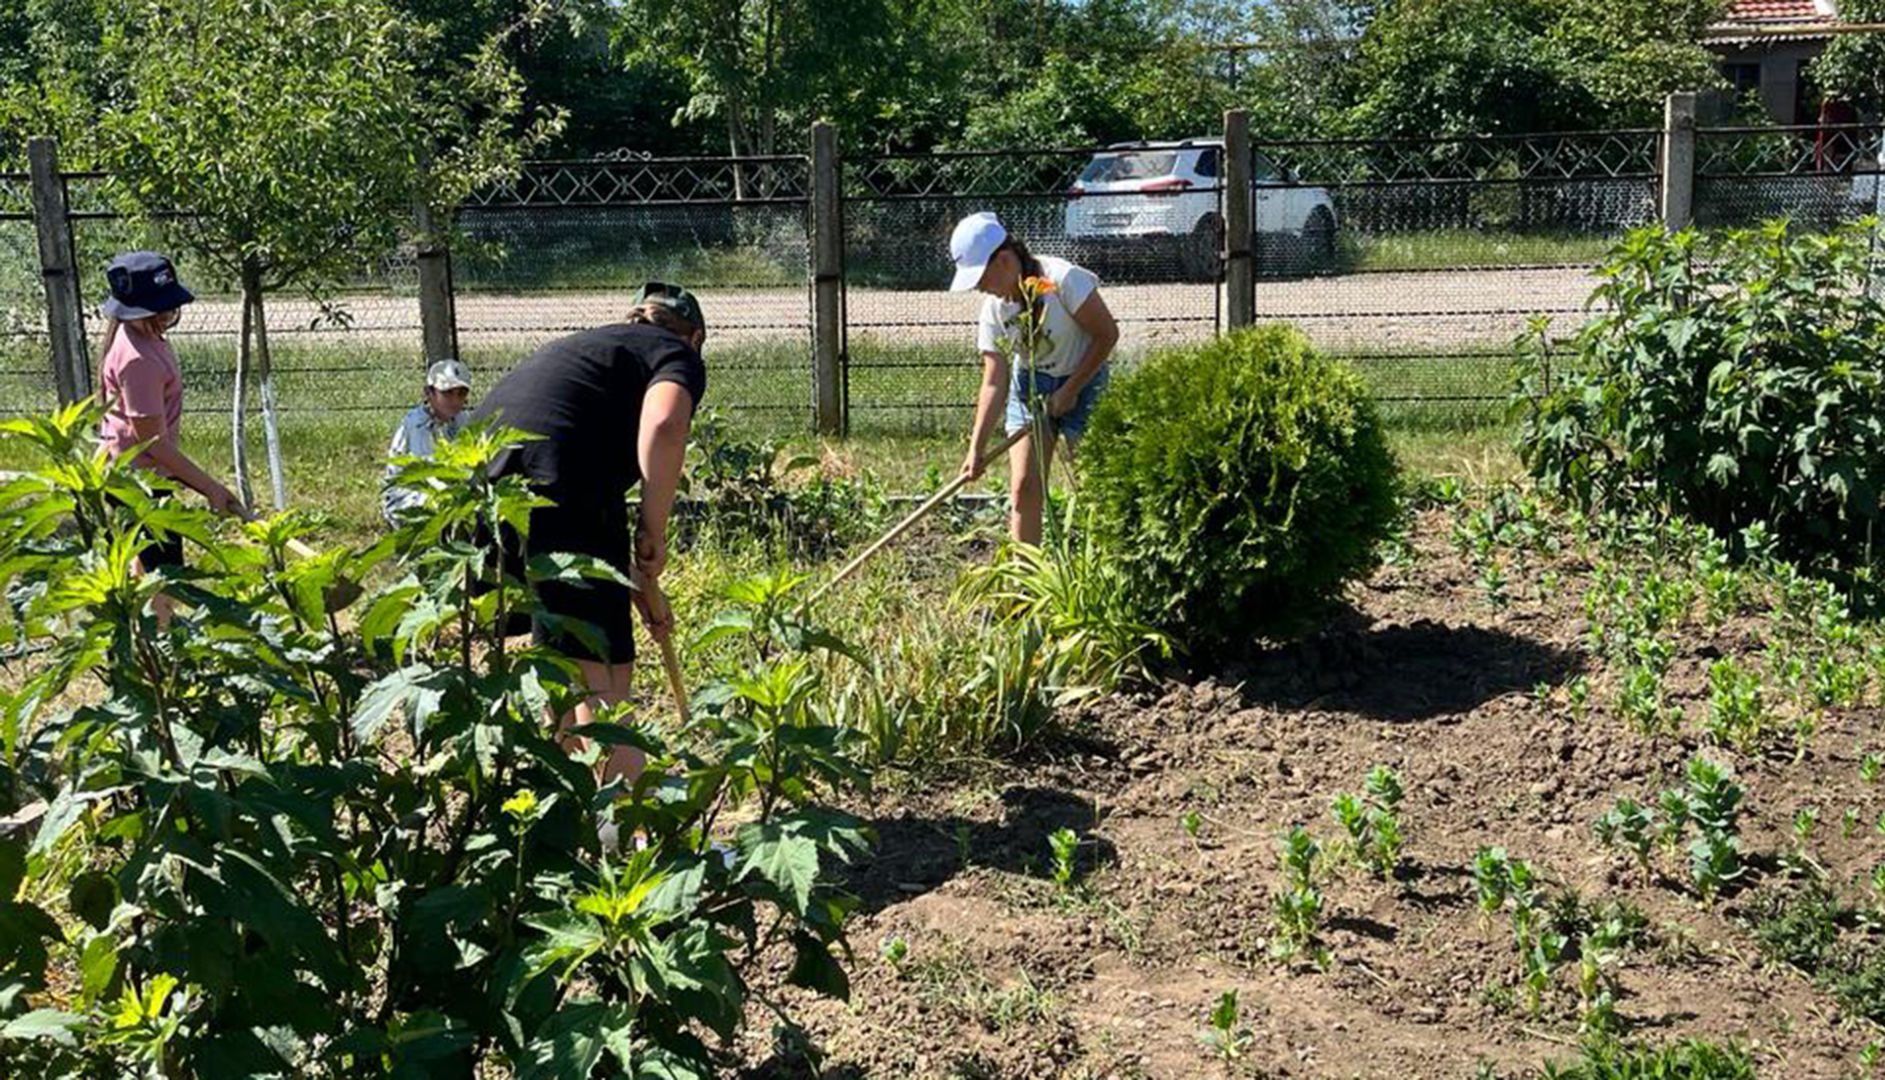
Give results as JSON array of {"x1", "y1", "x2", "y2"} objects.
[{"x1": 1064, "y1": 140, "x2": 1339, "y2": 279}]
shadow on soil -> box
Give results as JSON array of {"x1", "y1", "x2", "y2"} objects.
[
  {"x1": 1230, "y1": 613, "x2": 1585, "y2": 722},
  {"x1": 842, "y1": 785, "x2": 1119, "y2": 915}
]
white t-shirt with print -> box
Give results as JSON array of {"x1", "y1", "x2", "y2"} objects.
[{"x1": 975, "y1": 256, "x2": 1100, "y2": 378}]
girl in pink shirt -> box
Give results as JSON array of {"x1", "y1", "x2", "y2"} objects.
[{"x1": 97, "y1": 253, "x2": 243, "y2": 619}]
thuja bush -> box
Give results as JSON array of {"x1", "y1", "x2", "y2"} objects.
[
  {"x1": 0, "y1": 404, "x2": 872, "y2": 1079},
  {"x1": 1081, "y1": 325, "x2": 1401, "y2": 650},
  {"x1": 1516, "y1": 219, "x2": 1885, "y2": 585}
]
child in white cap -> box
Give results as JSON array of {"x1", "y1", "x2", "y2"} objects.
[
  {"x1": 382, "y1": 359, "x2": 472, "y2": 525},
  {"x1": 949, "y1": 211, "x2": 1120, "y2": 544}
]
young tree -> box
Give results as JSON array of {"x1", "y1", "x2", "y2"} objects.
[
  {"x1": 1814, "y1": 0, "x2": 1885, "y2": 119},
  {"x1": 92, "y1": 0, "x2": 556, "y2": 508}
]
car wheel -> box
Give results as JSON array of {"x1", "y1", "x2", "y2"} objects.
[
  {"x1": 1181, "y1": 213, "x2": 1223, "y2": 282},
  {"x1": 1302, "y1": 207, "x2": 1336, "y2": 269}
]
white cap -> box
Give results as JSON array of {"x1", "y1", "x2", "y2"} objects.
[
  {"x1": 948, "y1": 212, "x2": 1007, "y2": 292},
  {"x1": 426, "y1": 358, "x2": 471, "y2": 392}
]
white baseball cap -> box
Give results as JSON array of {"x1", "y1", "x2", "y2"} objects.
[
  {"x1": 948, "y1": 212, "x2": 1007, "y2": 292},
  {"x1": 426, "y1": 359, "x2": 471, "y2": 392}
]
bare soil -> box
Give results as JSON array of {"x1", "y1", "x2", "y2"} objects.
[{"x1": 732, "y1": 507, "x2": 1885, "y2": 1080}]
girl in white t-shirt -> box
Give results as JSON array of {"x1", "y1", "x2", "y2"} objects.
[{"x1": 949, "y1": 212, "x2": 1120, "y2": 544}]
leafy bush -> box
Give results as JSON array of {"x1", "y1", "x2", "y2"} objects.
[
  {"x1": 683, "y1": 411, "x2": 881, "y2": 556},
  {"x1": 1516, "y1": 220, "x2": 1885, "y2": 583},
  {"x1": 1082, "y1": 325, "x2": 1401, "y2": 649},
  {"x1": 0, "y1": 404, "x2": 872, "y2": 1079}
]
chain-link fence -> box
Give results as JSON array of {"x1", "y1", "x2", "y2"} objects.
[
  {"x1": 8, "y1": 120, "x2": 1883, "y2": 445},
  {"x1": 1254, "y1": 130, "x2": 1663, "y2": 425},
  {"x1": 458, "y1": 155, "x2": 814, "y2": 431},
  {"x1": 0, "y1": 173, "x2": 51, "y2": 417},
  {"x1": 841, "y1": 146, "x2": 1223, "y2": 434},
  {"x1": 1697, "y1": 123, "x2": 1885, "y2": 230}
]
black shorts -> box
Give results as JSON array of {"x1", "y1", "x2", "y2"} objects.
[
  {"x1": 521, "y1": 497, "x2": 637, "y2": 665},
  {"x1": 109, "y1": 495, "x2": 185, "y2": 571}
]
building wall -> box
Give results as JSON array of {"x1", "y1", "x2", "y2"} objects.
[{"x1": 1710, "y1": 41, "x2": 1827, "y2": 123}]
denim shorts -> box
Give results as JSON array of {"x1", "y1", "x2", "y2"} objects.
[{"x1": 1005, "y1": 367, "x2": 1109, "y2": 439}]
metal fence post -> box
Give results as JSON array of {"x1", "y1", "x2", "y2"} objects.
[
  {"x1": 811, "y1": 123, "x2": 844, "y2": 434},
  {"x1": 27, "y1": 138, "x2": 89, "y2": 405},
  {"x1": 414, "y1": 190, "x2": 458, "y2": 364},
  {"x1": 1222, "y1": 109, "x2": 1254, "y2": 330},
  {"x1": 1660, "y1": 92, "x2": 1697, "y2": 231}
]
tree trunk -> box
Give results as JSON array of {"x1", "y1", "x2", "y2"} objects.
[
  {"x1": 231, "y1": 283, "x2": 255, "y2": 510},
  {"x1": 249, "y1": 279, "x2": 288, "y2": 510}
]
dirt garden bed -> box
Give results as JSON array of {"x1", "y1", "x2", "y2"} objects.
[{"x1": 730, "y1": 503, "x2": 1885, "y2": 1080}]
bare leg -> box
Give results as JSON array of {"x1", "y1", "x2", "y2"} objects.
[
  {"x1": 1008, "y1": 431, "x2": 1057, "y2": 545},
  {"x1": 560, "y1": 658, "x2": 643, "y2": 786}
]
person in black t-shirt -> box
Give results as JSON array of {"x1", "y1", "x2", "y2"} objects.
[{"x1": 473, "y1": 282, "x2": 708, "y2": 786}]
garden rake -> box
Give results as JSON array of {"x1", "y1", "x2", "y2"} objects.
[
  {"x1": 630, "y1": 570, "x2": 691, "y2": 726},
  {"x1": 801, "y1": 421, "x2": 1042, "y2": 611}
]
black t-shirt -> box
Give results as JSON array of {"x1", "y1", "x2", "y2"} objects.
[{"x1": 474, "y1": 323, "x2": 706, "y2": 504}]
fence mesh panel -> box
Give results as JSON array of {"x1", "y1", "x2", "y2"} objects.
[
  {"x1": 841, "y1": 147, "x2": 1222, "y2": 434},
  {"x1": 457, "y1": 155, "x2": 814, "y2": 432},
  {"x1": 58, "y1": 174, "x2": 423, "y2": 501},
  {"x1": 13, "y1": 127, "x2": 1885, "y2": 451},
  {"x1": 0, "y1": 174, "x2": 51, "y2": 417},
  {"x1": 1697, "y1": 124, "x2": 1884, "y2": 230},
  {"x1": 1254, "y1": 130, "x2": 1662, "y2": 425}
]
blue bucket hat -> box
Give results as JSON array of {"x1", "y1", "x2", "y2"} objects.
[{"x1": 102, "y1": 252, "x2": 195, "y2": 320}]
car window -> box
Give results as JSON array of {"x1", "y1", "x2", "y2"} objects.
[
  {"x1": 1251, "y1": 150, "x2": 1280, "y2": 183},
  {"x1": 1193, "y1": 149, "x2": 1220, "y2": 178},
  {"x1": 1079, "y1": 152, "x2": 1178, "y2": 183}
]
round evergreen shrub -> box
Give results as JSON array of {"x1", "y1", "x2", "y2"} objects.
[{"x1": 1081, "y1": 325, "x2": 1401, "y2": 649}]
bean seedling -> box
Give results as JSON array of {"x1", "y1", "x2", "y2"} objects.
[
  {"x1": 1862, "y1": 753, "x2": 1883, "y2": 785},
  {"x1": 1048, "y1": 827, "x2": 1079, "y2": 888},
  {"x1": 1577, "y1": 919, "x2": 1628, "y2": 1034},
  {"x1": 1182, "y1": 810, "x2": 1204, "y2": 843},
  {"x1": 1846, "y1": 808, "x2": 1864, "y2": 840},
  {"x1": 1196, "y1": 989, "x2": 1253, "y2": 1062},
  {"x1": 1594, "y1": 797, "x2": 1656, "y2": 879},
  {"x1": 881, "y1": 936, "x2": 911, "y2": 974},
  {"x1": 1332, "y1": 765, "x2": 1408, "y2": 880},
  {"x1": 1706, "y1": 657, "x2": 1769, "y2": 753},
  {"x1": 1271, "y1": 826, "x2": 1330, "y2": 969}
]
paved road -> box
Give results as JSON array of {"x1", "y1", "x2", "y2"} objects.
[{"x1": 172, "y1": 265, "x2": 1602, "y2": 358}]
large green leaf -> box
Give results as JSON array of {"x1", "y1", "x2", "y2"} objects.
[
  {"x1": 734, "y1": 820, "x2": 820, "y2": 915},
  {"x1": 517, "y1": 1000, "x2": 633, "y2": 1080},
  {"x1": 0, "y1": 1008, "x2": 82, "y2": 1046}
]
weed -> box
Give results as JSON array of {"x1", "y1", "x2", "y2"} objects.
[
  {"x1": 1480, "y1": 980, "x2": 1518, "y2": 1013},
  {"x1": 1271, "y1": 826, "x2": 1330, "y2": 970},
  {"x1": 1196, "y1": 989, "x2": 1253, "y2": 1062},
  {"x1": 1540, "y1": 1039, "x2": 1756, "y2": 1079},
  {"x1": 1182, "y1": 810, "x2": 1204, "y2": 844}
]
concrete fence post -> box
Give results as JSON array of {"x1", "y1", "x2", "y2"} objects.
[
  {"x1": 27, "y1": 138, "x2": 90, "y2": 405},
  {"x1": 811, "y1": 122, "x2": 845, "y2": 435},
  {"x1": 1661, "y1": 92, "x2": 1698, "y2": 232},
  {"x1": 1222, "y1": 109, "x2": 1255, "y2": 330}
]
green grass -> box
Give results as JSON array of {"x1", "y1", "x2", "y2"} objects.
[
  {"x1": 1346, "y1": 229, "x2": 1617, "y2": 272},
  {"x1": 456, "y1": 243, "x2": 804, "y2": 292}
]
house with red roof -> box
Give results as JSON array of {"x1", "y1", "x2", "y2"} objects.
[{"x1": 1704, "y1": 0, "x2": 1859, "y2": 123}]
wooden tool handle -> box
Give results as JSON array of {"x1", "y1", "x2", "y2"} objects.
[
  {"x1": 802, "y1": 424, "x2": 1034, "y2": 611},
  {"x1": 629, "y1": 570, "x2": 690, "y2": 725}
]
